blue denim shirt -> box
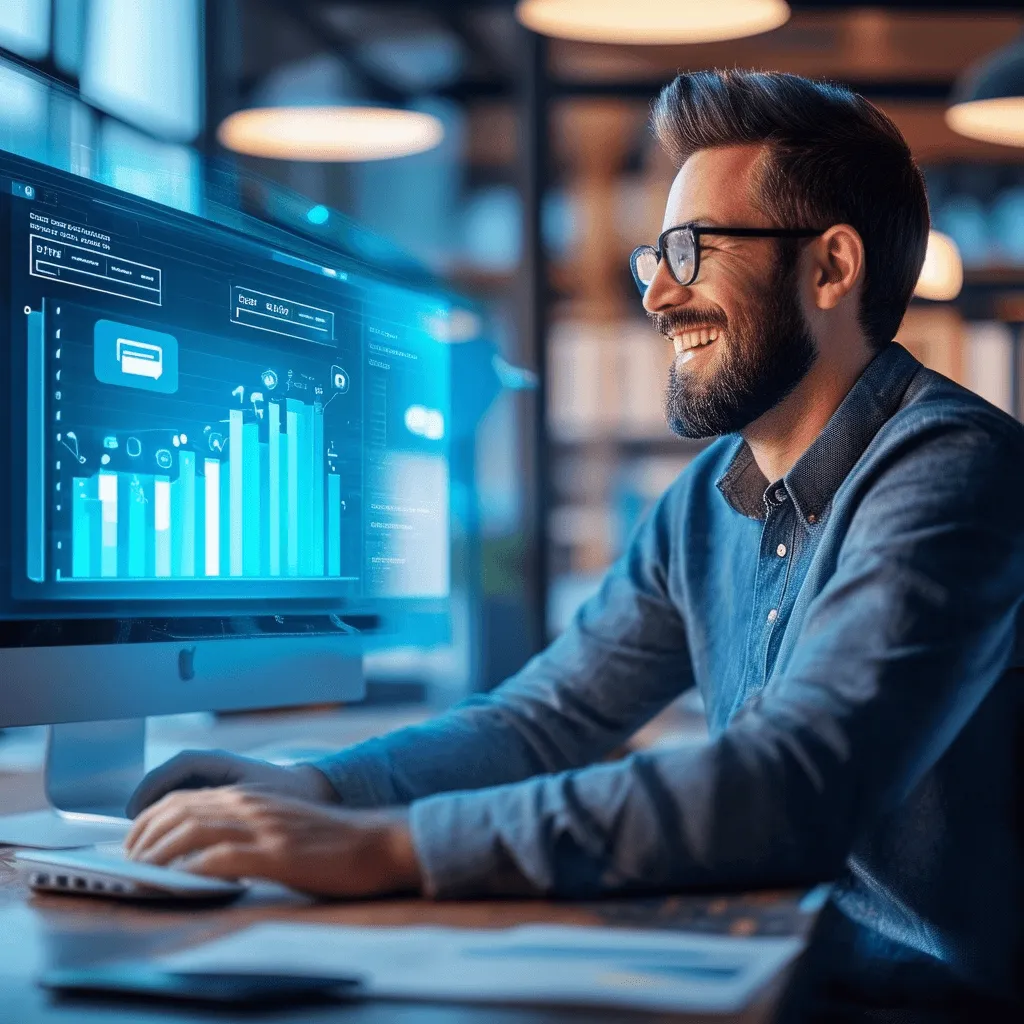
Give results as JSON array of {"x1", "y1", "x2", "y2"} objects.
[{"x1": 317, "y1": 343, "x2": 1024, "y2": 1000}]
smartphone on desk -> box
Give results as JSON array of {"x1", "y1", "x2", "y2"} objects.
[
  {"x1": 14, "y1": 847, "x2": 247, "y2": 903},
  {"x1": 40, "y1": 966, "x2": 362, "y2": 1008}
]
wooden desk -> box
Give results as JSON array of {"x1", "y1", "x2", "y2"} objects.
[
  {"x1": 0, "y1": 854, "x2": 815, "y2": 1024},
  {"x1": 0, "y1": 712, "x2": 816, "y2": 1022}
]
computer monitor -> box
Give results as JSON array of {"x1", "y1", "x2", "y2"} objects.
[{"x1": 0, "y1": 152, "x2": 452, "y2": 833}]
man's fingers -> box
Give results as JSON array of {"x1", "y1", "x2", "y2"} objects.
[
  {"x1": 135, "y1": 818, "x2": 252, "y2": 867},
  {"x1": 133, "y1": 818, "x2": 203, "y2": 866},
  {"x1": 126, "y1": 786, "x2": 228, "y2": 855},
  {"x1": 125, "y1": 793, "x2": 194, "y2": 857},
  {"x1": 177, "y1": 842, "x2": 260, "y2": 881},
  {"x1": 126, "y1": 787, "x2": 267, "y2": 858}
]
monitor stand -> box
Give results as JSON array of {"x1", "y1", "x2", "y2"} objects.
[{"x1": 0, "y1": 719, "x2": 143, "y2": 848}]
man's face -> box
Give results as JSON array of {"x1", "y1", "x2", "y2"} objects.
[{"x1": 643, "y1": 146, "x2": 818, "y2": 439}]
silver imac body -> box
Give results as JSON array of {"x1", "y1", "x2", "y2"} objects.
[{"x1": 0, "y1": 153, "x2": 452, "y2": 844}]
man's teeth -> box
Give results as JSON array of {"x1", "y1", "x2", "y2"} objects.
[{"x1": 671, "y1": 328, "x2": 720, "y2": 350}]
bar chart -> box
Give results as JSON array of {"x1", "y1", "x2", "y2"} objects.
[{"x1": 69, "y1": 396, "x2": 345, "y2": 581}]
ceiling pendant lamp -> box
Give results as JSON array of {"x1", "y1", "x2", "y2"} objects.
[
  {"x1": 514, "y1": 0, "x2": 790, "y2": 45},
  {"x1": 946, "y1": 34, "x2": 1024, "y2": 148},
  {"x1": 217, "y1": 106, "x2": 444, "y2": 162},
  {"x1": 914, "y1": 231, "x2": 963, "y2": 302}
]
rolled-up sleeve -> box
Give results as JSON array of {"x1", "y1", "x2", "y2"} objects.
[
  {"x1": 313, "y1": 486, "x2": 694, "y2": 808},
  {"x1": 408, "y1": 416, "x2": 1024, "y2": 898}
]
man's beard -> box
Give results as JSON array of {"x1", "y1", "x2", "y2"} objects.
[{"x1": 653, "y1": 252, "x2": 817, "y2": 439}]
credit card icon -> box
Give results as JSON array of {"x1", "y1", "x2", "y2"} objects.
[{"x1": 117, "y1": 337, "x2": 164, "y2": 379}]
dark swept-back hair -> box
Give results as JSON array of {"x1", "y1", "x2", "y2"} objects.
[{"x1": 653, "y1": 69, "x2": 930, "y2": 349}]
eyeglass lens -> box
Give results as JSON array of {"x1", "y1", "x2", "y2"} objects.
[{"x1": 632, "y1": 228, "x2": 696, "y2": 293}]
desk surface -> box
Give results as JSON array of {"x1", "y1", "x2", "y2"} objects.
[
  {"x1": 0, "y1": 857, "x2": 814, "y2": 1024},
  {"x1": 0, "y1": 709, "x2": 812, "y2": 1023}
]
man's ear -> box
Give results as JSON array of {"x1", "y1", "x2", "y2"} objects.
[{"x1": 809, "y1": 224, "x2": 864, "y2": 312}]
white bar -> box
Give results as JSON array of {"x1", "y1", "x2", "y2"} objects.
[
  {"x1": 98, "y1": 470, "x2": 118, "y2": 578},
  {"x1": 204, "y1": 459, "x2": 220, "y2": 577},
  {"x1": 154, "y1": 477, "x2": 171, "y2": 578}
]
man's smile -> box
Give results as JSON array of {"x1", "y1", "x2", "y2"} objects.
[{"x1": 670, "y1": 327, "x2": 720, "y2": 361}]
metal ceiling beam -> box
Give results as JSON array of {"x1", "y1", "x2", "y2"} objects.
[
  {"x1": 261, "y1": 0, "x2": 410, "y2": 105},
  {"x1": 433, "y1": 7, "x2": 516, "y2": 81}
]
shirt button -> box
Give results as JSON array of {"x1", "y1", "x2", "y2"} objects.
[
  {"x1": 807, "y1": 513, "x2": 817, "y2": 524},
  {"x1": 776, "y1": 544, "x2": 787, "y2": 557},
  {"x1": 774, "y1": 488, "x2": 787, "y2": 503},
  {"x1": 767, "y1": 609, "x2": 778, "y2": 623}
]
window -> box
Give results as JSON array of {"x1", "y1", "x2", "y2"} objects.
[
  {"x1": 0, "y1": 0, "x2": 50, "y2": 61},
  {"x1": 0, "y1": 0, "x2": 203, "y2": 211}
]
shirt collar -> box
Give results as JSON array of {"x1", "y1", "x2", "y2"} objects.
[{"x1": 716, "y1": 342, "x2": 922, "y2": 524}]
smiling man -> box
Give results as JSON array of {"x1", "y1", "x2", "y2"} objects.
[{"x1": 127, "y1": 71, "x2": 1024, "y2": 1007}]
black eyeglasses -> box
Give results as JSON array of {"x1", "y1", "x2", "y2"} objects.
[{"x1": 630, "y1": 224, "x2": 825, "y2": 295}]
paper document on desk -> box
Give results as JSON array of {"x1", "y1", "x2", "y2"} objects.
[{"x1": 159, "y1": 922, "x2": 803, "y2": 1013}]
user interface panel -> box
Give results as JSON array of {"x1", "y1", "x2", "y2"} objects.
[{"x1": 0, "y1": 159, "x2": 451, "y2": 621}]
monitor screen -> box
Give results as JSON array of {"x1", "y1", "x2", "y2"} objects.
[{"x1": 0, "y1": 154, "x2": 451, "y2": 645}]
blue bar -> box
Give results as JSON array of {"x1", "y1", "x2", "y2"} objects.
[
  {"x1": 328, "y1": 473, "x2": 341, "y2": 577},
  {"x1": 297, "y1": 401, "x2": 313, "y2": 575},
  {"x1": 229, "y1": 409, "x2": 243, "y2": 576},
  {"x1": 144, "y1": 472, "x2": 156, "y2": 577},
  {"x1": 204, "y1": 458, "x2": 220, "y2": 576},
  {"x1": 127, "y1": 474, "x2": 147, "y2": 577},
  {"x1": 178, "y1": 450, "x2": 196, "y2": 576},
  {"x1": 98, "y1": 470, "x2": 118, "y2": 577},
  {"x1": 279, "y1": 426, "x2": 291, "y2": 575},
  {"x1": 221, "y1": 452, "x2": 231, "y2": 577},
  {"x1": 87, "y1": 490, "x2": 102, "y2": 577},
  {"x1": 195, "y1": 470, "x2": 206, "y2": 576},
  {"x1": 242, "y1": 421, "x2": 261, "y2": 576},
  {"x1": 72, "y1": 477, "x2": 94, "y2": 578},
  {"x1": 311, "y1": 402, "x2": 325, "y2": 576},
  {"x1": 269, "y1": 402, "x2": 281, "y2": 576},
  {"x1": 259, "y1": 442, "x2": 270, "y2": 577},
  {"x1": 116, "y1": 474, "x2": 131, "y2": 577},
  {"x1": 26, "y1": 309, "x2": 44, "y2": 582},
  {"x1": 170, "y1": 479, "x2": 181, "y2": 576},
  {"x1": 154, "y1": 475, "x2": 171, "y2": 577},
  {"x1": 286, "y1": 401, "x2": 300, "y2": 576}
]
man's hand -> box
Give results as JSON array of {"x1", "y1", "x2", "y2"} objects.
[
  {"x1": 125, "y1": 750, "x2": 337, "y2": 818},
  {"x1": 124, "y1": 787, "x2": 422, "y2": 898}
]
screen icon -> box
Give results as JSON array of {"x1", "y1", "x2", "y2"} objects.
[
  {"x1": 94, "y1": 320, "x2": 178, "y2": 394},
  {"x1": 331, "y1": 365, "x2": 350, "y2": 393}
]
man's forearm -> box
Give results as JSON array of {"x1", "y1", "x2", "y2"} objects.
[
  {"x1": 313, "y1": 490, "x2": 693, "y2": 810},
  {"x1": 406, "y1": 723, "x2": 848, "y2": 900},
  {"x1": 311, "y1": 687, "x2": 596, "y2": 808}
]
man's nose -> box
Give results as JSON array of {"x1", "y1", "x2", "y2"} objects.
[{"x1": 641, "y1": 258, "x2": 691, "y2": 315}]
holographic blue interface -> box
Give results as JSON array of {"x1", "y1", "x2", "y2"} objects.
[{"x1": 0, "y1": 157, "x2": 451, "y2": 622}]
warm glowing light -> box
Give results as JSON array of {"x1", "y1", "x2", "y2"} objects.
[
  {"x1": 915, "y1": 231, "x2": 963, "y2": 302},
  {"x1": 217, "y1": 107, "x2": 444, "y2": 162},
  {"x1": 514, "y1": 0, "x2": 790, "y2": 44},
  {"x1": 945, "y1": 98, "x2": 1024, "y2": 148}
]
